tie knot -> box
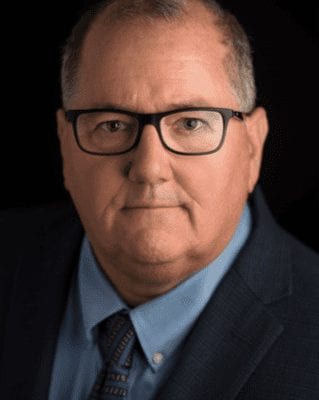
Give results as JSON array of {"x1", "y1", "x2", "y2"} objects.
[{"x1": 98, "y1": 311, "x2": 136, "y2": 368}]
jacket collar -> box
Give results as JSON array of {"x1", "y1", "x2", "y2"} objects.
[{"x1": 235, "y1": 187, "x2": 293, "y2": 304}]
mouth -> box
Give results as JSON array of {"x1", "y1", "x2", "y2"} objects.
[{"x1": 122, "y1": 205, "x2": 179, "y2": 210}]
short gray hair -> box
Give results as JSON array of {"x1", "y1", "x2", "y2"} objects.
[{"x1": 61, "y1": 0, "x2": 256, "y2": 112}]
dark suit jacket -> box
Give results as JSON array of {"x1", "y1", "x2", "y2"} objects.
[{"x1": 1, "y1": 188, "x2": 318, "y2": 400}]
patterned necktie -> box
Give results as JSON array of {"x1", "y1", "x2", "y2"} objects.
[{"x1": 88, "y1": 311, "x2": 137, "y2": 399}]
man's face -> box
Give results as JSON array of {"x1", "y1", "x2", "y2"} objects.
[{"x1": 57, "y1": 5, "x2": 267, "y2": 297}]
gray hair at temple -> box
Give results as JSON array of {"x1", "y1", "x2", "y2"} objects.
[{"x1": 61, "y1": 0, "x2": 257, "y2": 113}]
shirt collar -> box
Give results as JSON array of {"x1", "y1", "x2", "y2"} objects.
[
  {"x1": 78, "y1": 204, "x2": 251, "y2": 371},
  {"x1": 78, "y1": 239, "x2": 127, "y2": 342}
]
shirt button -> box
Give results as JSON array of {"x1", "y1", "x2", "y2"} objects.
[{"x1": 152, "y1": 352, "x2": 164, "y2": 365}]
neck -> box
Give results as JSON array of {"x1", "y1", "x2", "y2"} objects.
[{"x1": 91, "y1": 244, "x2": 223, "y2": 307}]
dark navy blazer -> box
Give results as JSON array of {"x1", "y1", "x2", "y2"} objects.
[{"x1": 1, "y1": 187, "x2": 318, "y2": 399}]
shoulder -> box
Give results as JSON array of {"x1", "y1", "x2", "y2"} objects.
[
  {"x1": 244, "y1": 186, "x2": 319, "y2": 330},
  {"x1": 284, "y1": 231, "x2": 319, "y2": 313},
  {"x1": 290, "y1": 233, "x2": 319, "y2": 281},
  {"x1": 237, "y1": 191, "x2": 319, "y2": 397},
  {"x1": 0, "y1": 200, "x2": 81, "y2": 323},
  {"x1": 264, "y1": 234, "x2": 319, "y2": 396},
  {"x1": 0, "y1": 199, "x2": 80, "y2": 272},
  {"x1": 258, "y1": 204, "x2": 319, "y2": 311},
  {"x1": 248, "y1": 186, "x2": 318, "y2": 279},
  {"x1": 267, "y1": 217, "x2": 319, "y2": 301}
]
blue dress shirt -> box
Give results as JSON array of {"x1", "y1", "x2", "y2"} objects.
[{"x1": 49, "y1": 204, "x2": 252, "y2": 400}]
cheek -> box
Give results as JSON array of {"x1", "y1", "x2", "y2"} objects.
[
  {"x1": 214, "y1": 140, "x2": 251, "y2": 225},
  {"x1": 181, "y1": 139, "x2": 251, "y2": 223},
  {"x1": 63, "y1": 152, "x2": 124, "y2": 216}
]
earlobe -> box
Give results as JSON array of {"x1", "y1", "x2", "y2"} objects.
[{"x1": 244, "y1": 107, "x2": 269, "y2": 193}]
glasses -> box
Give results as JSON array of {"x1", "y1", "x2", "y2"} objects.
[{"x1": 65, "y1": 107, "x2": 244, "y2": 156}]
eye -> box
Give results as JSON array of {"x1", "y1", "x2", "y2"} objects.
[
  {"x1": 99, "y1": 120, "x2": 128, "y2": 133},
  {"x1": 181, "y1": 118, "x2": 205, "y2": 130}
]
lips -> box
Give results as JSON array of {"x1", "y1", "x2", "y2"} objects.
[
  {"x1": 122, "y1": 191, "x2": 183, "y2": 210},
  {"x1": 123, "y1": 204, "x2": 178, "y2": 209}
]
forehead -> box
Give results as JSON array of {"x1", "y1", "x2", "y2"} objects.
[{"x1": 75, "y1": 3, "x2": 237, "y2": 111}]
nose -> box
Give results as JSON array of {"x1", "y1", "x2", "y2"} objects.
[{"x1": 127, "y1": 124, "x2": 173, "y2": 185}]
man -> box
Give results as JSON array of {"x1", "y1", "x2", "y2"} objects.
[{"x1": 1, "y1": 0, "x2": 318, "y2": 399}]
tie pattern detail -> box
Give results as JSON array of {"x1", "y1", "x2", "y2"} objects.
[{"x1": 88, "y1": 311, "x2": 137, "y2": 399}]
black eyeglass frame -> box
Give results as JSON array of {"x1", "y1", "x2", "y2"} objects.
[{"x1": 65, "y1": 107, "x2": 244, "y2": 156}]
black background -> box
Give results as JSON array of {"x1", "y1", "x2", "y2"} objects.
[{"x1": 2, "y1": 1, "x2": 318, "y2": 252}]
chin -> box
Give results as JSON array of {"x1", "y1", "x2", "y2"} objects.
[{"x1": 123, "y1": 229, "x2": 186, "y2": 266}]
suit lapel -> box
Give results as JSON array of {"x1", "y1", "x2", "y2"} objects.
[
  {"x1": 157, "y1": 269, "x2": 284, "y2": 400},
  {"x1": 2, "y1": 204, "x2": 83, "y2": 399},
  {"x1": 158, "y1": 188, "x2": 293, "y2": 400}
]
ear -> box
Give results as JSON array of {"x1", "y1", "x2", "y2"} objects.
[
  {"x1": 56, "y1": 108, "x2": 71, "y2": 191},
  {"x1": 56, "y1": 108, "x2": 69, "y2": 145},
  {"x1": 244, "y1": 107, "x2": 269, "y2": 193}
]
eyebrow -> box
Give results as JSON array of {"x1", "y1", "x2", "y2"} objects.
[{"x1": 87, "y1": 100, "x2": 212, "y2": 112}]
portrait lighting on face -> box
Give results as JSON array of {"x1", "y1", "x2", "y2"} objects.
[
  {"x1": 2, "y1": 2, "x2": 318, "y2": 400},
  {"x1": 57, "y1": 0, "x2": 268, "y2": 306}
]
